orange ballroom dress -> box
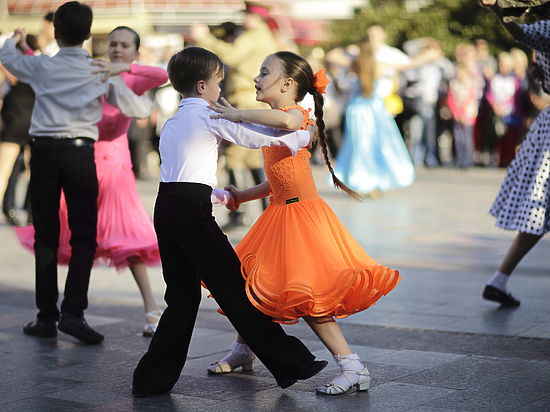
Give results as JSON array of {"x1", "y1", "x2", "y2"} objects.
[{"x1": 234, "y1": 106, "x2": 401, "y2": 324}]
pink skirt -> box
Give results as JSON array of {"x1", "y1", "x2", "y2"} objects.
[{"x1": 15, "y1": 134, "x2": 160, "y2": 270}]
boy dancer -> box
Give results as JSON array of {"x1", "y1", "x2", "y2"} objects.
[
  {"x1": 132, "y1": 46, "x2": 326, "y2": 396},
  {"x1": 0, "y1": 1, "x2": 153, "y2": 344}
]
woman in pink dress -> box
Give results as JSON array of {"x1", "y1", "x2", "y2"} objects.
[{"x1": 16, "y1": 26, "x2": 168, "y2": 337}]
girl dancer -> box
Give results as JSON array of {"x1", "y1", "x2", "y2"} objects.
[
  {"x1": 208, "y1": 51, "x2": 400, "y2": 395},
  {"x1": 16, "y1": 26, "x2": 168, "y2": 336},
  {"x1": 478, "y1": 0, "x2": 550, "y2": 306},
  {"x1": 334, "y1": 35, "x2": 415, "y2": 196},
  {"x1": 0, "y1": 34, "x2": 36, "y2": 225}
]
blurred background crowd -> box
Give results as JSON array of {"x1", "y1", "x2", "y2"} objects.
[{"x1": 0, "y1": 0, "x2": 549, "y2": 228}]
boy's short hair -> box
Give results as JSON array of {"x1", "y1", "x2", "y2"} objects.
[
  {"x1": 167, "y1": 47, "x2": 223, "y2": 95},
  {"x1": 54, "y1": 1, "x2": 93, "y2": 47}
]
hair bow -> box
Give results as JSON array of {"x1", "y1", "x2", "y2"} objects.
[{"x1": 313, "y1": 68, "x2": 330, "y2": 94}]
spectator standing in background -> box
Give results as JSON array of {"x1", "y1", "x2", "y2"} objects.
[{"x1": 192, "y1": 1, "x2": 278, "y2": 230}]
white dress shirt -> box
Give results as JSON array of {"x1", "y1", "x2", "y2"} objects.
[
  {"x1": 159, "y1": 97, "x2": 310, "y2": 187},
  {"x1": 0, "y1": 38, "x2": 152, "y2": 140}
]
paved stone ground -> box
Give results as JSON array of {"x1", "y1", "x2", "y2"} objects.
[{"x1": 1, "y1": 166, "x2": 549, "y2": 411}]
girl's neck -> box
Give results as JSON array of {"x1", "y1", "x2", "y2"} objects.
[{"x1": 267, "y1": 95, "x2": 298, "y2": 110}]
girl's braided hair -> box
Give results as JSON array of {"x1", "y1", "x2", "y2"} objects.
[{"x1": 274, "y1": 51, "x2": 362, "y2": 200}]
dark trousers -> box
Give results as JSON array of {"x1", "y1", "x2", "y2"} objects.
[
  {"x1": 30, "y1": 143, "x2": 98, "y2": 322},
  {"x1": 410, "y1": 102, "x2": 439, "y2": 167},
  {"x1": 133, "y1": 182, "x2": 315, "y2": 391},
  {"x1": 453, "y1": 123, "x2": 474, "y2": 168}
]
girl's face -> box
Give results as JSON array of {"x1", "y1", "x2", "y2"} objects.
[
  {"x1": 108, "y1": 29, "x2": 138, "y2": 63},
  {"x1": 254, "y1": 55, "x2": 287, "y2": 105}
]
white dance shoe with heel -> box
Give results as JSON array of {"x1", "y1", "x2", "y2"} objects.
[
  {"x1": 207, "y1": 342, "x2": 256, "y2": 374},
  {"x1": 316, "y1": 353, "x2": 371, "y2": 395},
  {"x1": 142, "y1": 309, "x2": 163, "y2": 337}
]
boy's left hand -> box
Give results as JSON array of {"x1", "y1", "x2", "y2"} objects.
[
  {"x1": 90, "y1": 60, "x2": 131, "y2": 82},
  {"x1": 224, "y1": 184, "x2": 241, "y2": 211},
  {"x1": 209, "y1": 98, "x2": 241, "y2": 122}
]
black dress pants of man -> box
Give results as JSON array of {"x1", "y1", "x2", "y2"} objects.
[
  {"x1": 30, "y1": 139, "x2": 98, "y2": 323},
  {"x1": 133, "y1": 182, "x2": 316, "y2": 392}
]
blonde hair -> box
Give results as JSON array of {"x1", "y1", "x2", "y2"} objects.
[
  {"x1": 355, "y1": 36, "x2": 378, "y2": 98},
  {"x1": 510, "y1": 47, "x2": 528, "y2": 74}
]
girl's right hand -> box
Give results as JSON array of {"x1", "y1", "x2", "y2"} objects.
[
  {"x1": 479, "y1": 0, "x2": 497, "y2": 6},
  {"x1": 209, "y1": 98, "x2": 242, "y2": 122}
]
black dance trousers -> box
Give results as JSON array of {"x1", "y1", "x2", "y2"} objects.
[
  {"x1": 133, "y1": 182, "x2": 316, "y2": 390},
  {"x1": 30, "y1": 143, "x2": 98, "y2": 322}
]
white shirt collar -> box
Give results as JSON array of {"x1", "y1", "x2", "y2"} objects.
[{"x1": 179, "y1": 97, "x2": 209, "y2": 108}]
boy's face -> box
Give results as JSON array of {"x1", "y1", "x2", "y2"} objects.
[{"x1": 201, "y1": 70, "x2": 224, "y2": 102}]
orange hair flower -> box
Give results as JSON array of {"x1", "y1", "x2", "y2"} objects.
[{"x1": 313, "y1": 68, "x2": 330, "y2": 94}]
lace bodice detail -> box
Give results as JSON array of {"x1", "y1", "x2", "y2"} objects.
[{"x1": 263, "y1": 106, "x2": 319, "y2": 205}]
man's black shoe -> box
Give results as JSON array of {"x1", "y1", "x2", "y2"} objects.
[
  {"x1": 58, "y1": 313, "x2": 104, "y2": 344},
  {"x1": 23, "y1": 319, "x2": 57, "y2": 338},
  {"x1": 279, "y1": 360, "x2": 329, "y2": 389},
  {"x1": 482, "y1": 285, "x2": 521, "y2": 307}
]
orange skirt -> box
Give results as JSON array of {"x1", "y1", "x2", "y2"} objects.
[{"x1": 235, "y1": 197, "x2": 400, "y2": 324}]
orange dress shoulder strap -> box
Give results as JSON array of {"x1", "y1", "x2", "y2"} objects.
[{"x1": 280, "y1": 105, "x2": 315, "y2": 130}]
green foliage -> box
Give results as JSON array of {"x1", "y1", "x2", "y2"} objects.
[{"x1": 329, "y1": 0, "x2": 518, "y2": 56}]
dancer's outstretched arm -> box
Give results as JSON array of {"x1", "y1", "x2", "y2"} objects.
[
  {"x1": 225, "y1": 181, "x2": 271, "y2": 209},
  {"x1": 122, "y1": 64, "x2": 168, "y2": 96},
  {"x1": 209, "y1": 98, "x2": 304, "y2": 130}
]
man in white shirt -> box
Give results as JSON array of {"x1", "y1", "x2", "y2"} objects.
[
  {"x1": 132, "y1": 46, "x2": 327, "y2": 397},
  {"x1": 0, "y1": 1, "x2": 152, "y2": 345}
]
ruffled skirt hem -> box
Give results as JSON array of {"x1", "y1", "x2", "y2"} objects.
[{"x1": 239, "y1": 253, "x2": 400, "y2": 325}]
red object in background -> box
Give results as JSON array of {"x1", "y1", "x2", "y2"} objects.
[
  {"x1": 7, "y1": 0, "x2": 326, "y2": 46},
  {"x1": 7, "y1": 0, "x2": 243, "y2": 14}
]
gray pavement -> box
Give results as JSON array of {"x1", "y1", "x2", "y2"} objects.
[{"x1": 1, "y1": 166, "x2": 549, "y2": 411}]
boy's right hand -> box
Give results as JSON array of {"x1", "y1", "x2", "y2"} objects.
[
  {"x1": 90, "y1": 60, "x2": 131, "y2": 82},
  {"x1": 306, "y1": 123, "x2": 318, "y2": 148}
]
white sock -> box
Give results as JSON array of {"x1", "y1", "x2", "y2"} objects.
[
  {"x1": 487, "y1": 271, "x2": 509, "y2": 292},
  {"x1": 329, "y1": 353, "x2": 366, "y2": 387},
  {"x1": 219, "y1": 342, "x2": 255, "y2": 367}
]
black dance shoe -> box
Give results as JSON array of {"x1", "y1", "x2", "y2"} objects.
[
  {"x1": 58, "y1": 313, "x2": 104, "y2": 344},
  {"x1": 482, "y1": 285, "x2": 521, "y2": 307},
  {"x1": 279, "y1": 360, "x2": 329, "y2": 389},
  {"x1": 23, "y1": 319, "x2": 57, "y2": 338}
]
